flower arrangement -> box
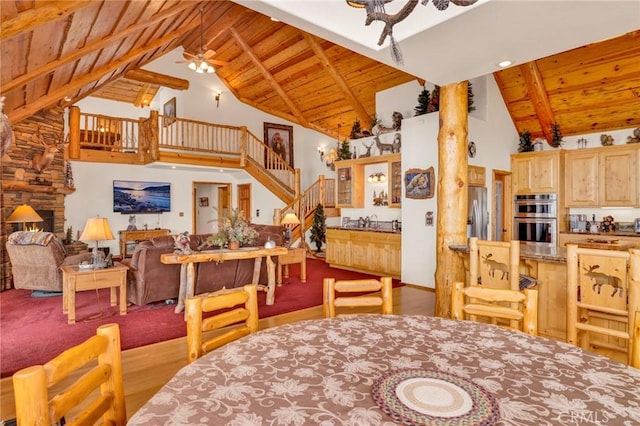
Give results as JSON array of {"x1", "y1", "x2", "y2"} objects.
[{"x1": 199, "y1": 208, "x2": 258, "y2": 249}]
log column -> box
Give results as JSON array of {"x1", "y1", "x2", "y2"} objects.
[{"x1": 434, "y1": 82, "x2": 468, "y2": 318}]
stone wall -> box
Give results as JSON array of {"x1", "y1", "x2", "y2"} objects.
[{"x1": 1, "y1": 107, "x2": 69, "y2": 290}]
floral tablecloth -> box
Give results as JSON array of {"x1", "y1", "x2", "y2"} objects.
[{"x1": 128, "y1": 315, "x2": 640, "y2": 425}]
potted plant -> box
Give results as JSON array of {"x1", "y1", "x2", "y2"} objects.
[
  {"x1": 199, "y1": 208, "x2": 258, "y2": 250},
  {"x1": 309, "y1": 203, "x2": 326, "y2": 253}
]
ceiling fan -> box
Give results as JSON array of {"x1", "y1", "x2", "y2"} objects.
[{"x1": 177, "y1": 6, "x2": 228, "y2": 73}]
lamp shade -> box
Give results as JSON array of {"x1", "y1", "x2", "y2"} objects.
[
  {"x1": 281, "y1": 213, "x2": 300, "y2": 226},
  {"x1": 80, "y1": 217, "x2": 115, "y2": 241},
  {"x1": 6, "y1": 205, "x2": 43, "y2": 224}
]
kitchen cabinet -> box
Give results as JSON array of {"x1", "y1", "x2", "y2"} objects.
[
  {"x1": 388, "y1": 154, "x2": 402, "y2": 207},
  {"x1": 558, "y1": 233, "x2": 640, "y2": 249},
  {"x1": 335, "y1": 163, "x2": 363, "y2": 208},
  {"x1": 468, "y1": 165, "x2": 486, "y2": 187},
  {"x1": 326, "y1": 228, "x2": 401, "y2": 278},
  {"x1": 564, "y1": 144, "x2": 639, "y2": 207},
  {"x1": 511, "y1": 150, "x2": 564, "y2": 195}
]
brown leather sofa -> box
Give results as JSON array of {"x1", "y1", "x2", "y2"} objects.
[{"x1": 123, "y1": 224, "x2": 285, "y2": 305}]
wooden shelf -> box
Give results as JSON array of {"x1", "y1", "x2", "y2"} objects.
[
  {"x1": 3, "y1": 181, "x2": 76, "y2": 194},
  {"x1": 334, "y1": 152, "x2": 400, "y2": 167}
]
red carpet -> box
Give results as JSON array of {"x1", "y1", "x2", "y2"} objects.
[{"x1": 0, "y1": 258, "x2": 400, "y2": 378}]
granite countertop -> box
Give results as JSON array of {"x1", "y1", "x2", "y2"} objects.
[
  {"x1": 560, "y1": 231, "x2": 640, "y2": 238},
  {"x1": 449, "y1": 244, "x2": 567, "y2": 263},
  {"x1": 326, "y1": 226, "x2": 401, "y2": 235}
]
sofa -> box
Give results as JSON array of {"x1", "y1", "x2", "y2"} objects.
[
  {"x1": 6, "y1": 231, "x2": 92, "y2": 292},
  {"x1": 123, "y1": 224, "x2": 285, "y2": 305}
]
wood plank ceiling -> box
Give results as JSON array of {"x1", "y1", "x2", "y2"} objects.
[{"x1": 1, "y1": 1, "x2": 639, "y2": 142}]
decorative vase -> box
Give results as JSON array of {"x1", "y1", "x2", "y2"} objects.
[{"x1": 228, "y1": 240, "x2": 240, "y2": 250}]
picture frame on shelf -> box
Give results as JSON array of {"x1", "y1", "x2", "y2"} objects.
[
  {"x1": 405, "y1": 167, "x2": 435, "y2": 199},
  {"x1": 264, "y1": 122, "x2": 294, "y2": 169},
  {"x1": 163, "y1": 97, "x2": 176, "y2": 127}
]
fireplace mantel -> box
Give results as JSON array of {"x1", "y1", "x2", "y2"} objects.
[{"x1": 3, "y1": 180, "x2": 75, "y2": 195}]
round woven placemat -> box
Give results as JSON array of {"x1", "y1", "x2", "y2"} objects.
[{"x1": 371, "y1": 369, "x2": 500, "y2": 426}]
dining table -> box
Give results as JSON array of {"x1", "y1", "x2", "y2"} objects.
[{"x1": 128, "y1": 314, "x2": 640, "y2": 425}]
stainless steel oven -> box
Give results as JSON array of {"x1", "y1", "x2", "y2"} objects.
[{"x1": 513, "y1": 194, "x2": 557, "y2": 246}]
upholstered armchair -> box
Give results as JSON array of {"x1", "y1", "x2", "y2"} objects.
[{"x1": 5, "y1": 231, "x2": 91, "y2": 292}]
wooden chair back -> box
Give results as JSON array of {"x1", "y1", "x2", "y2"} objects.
[
  {"x1": 323, "y1": 277, "x2": 393, "y2": 318},
  {"x1": 451, "y1": 281, "x2": 538, "y2": 335},
  {"x1": 469, "y1": 237, "x2": 520, "y2": 291},
  {"x1": 12, "y1": 323, "x2": 126, "y2": 425},
  {"x1": 633, "y1": 310, "x2": 640, "y2": 369},
  {"x1": 567, "y1": 245, "x2": 640, "y2": 366},
  {"x1": 185, "y1": 284, "x2": 259, "y2": 363}
]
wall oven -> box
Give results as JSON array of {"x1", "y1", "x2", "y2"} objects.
[{"x1": 513, "y1": 194, "x2": 557, "y2": 246}]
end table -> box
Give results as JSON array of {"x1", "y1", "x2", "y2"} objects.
[{"x1": 277, "y1": 247, "x2": 307, "y2": 285}]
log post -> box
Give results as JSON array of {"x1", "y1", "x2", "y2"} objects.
[
  {"x1": 149, "y1": 110, "x2": 159, "y2": 161},
  {"x1": 68, "y1": 106, "x2": 80, "y2": 159},
  {"x1": 434, "y1": 81, "x2": 469, "y2": 318}
]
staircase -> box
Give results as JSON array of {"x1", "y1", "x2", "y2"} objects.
[{"x1": 275, "y1": 176, "x2": 339, "y2": 249}]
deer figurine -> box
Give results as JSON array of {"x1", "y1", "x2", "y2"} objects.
[
  {"x1": 360, "y1": 140, "x2": 374, "y2": 158},
  {"x1": 31, "y1": 128, "x2": 66, "y2": 173}
]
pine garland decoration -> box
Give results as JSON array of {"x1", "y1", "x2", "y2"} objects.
[
  {"x1": 428, "y1": 85, "x2": 440, "y2": 113},
  {"x1": 550, "y1": 122, "x2": 564, "y2": 147},
  {"x1": 414, "y1": 87, "x2": 431, "y2": 116},
  {"x1": 518, "y1": 130, "x2": 533, "y2": 152},
  {"x1": 349, "y1": 118, "x2": 362, "y2": 139},
  {"x1": 338, "y1": 139, "x2": 351, "y2": 160}
]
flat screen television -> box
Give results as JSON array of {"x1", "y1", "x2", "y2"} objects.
[{"x1": 113, "y1": 180, "x2": 171, "y2": 213}]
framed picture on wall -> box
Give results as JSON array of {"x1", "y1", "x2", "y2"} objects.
[
  {"x1": 163, "y1": 97, "x2": 176, "y2": 127},
  {"x1": 405, "y1": 167, "x2": 435, "y2": 199},
  {"x1": 199, "y1": 197, "x2": 209, "y2": 207},
  {"x1": 264, "y1": 122, "x2": 293, "y2": 169}
]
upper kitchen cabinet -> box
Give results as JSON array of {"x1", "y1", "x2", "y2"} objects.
[
  {"x1": 564, "y1": 144, "x2": 639, "y2": 207},
  {"x1": 511, "y1": 150, "x2": 564, "y2": 195},
  {"x1": 335, "y1": 161, "x2": 364, "y2": 208}
]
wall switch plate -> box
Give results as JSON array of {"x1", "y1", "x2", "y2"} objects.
[{"x1": 256, "y1": 209, "x2": 260, "y2": 217}]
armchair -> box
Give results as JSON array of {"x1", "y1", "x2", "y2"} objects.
[{"x1": 5, "y1": 231, "x2": 91, "y2": 292}]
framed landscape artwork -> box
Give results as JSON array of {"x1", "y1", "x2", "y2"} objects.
[
  {"x1": 264, "y1": 122, "x2": 293, "y2": 168},
  {"x1": 163, "y1": 97, "x2": 176, "y2": 127},
  {"x1": 405, "y1": 167, "x2": 435, "y2": 199}
]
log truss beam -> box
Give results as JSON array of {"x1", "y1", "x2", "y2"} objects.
[
  {"x1": 124, "y1": 69, "x2": 189, "y2": 91},
  {"x1": 230, "y1": 28, "x2": 310, "y2": 128},
  {"x1": 520, "y1": 62, "x2": 556, "y2": 145},
  {"x1": 0, "y1": 1, "x2": 91, "y2": 39}
]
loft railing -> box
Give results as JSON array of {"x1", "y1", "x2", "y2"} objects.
[{"x1": 68, "y1": 107, "x2": 296, "y2": 191}]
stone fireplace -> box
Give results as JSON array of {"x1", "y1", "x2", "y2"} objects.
[{"x1": 1, "y1": 107, "x2": 72, "y2": 290}]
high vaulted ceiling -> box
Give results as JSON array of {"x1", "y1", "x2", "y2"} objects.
[{"x1": 1, "y1": 0, "x2": 639, "y2": 142}]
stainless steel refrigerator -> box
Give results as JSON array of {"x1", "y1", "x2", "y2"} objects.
[{"x1": 467, "y1": 186, "x2": 488, "y2": 240}]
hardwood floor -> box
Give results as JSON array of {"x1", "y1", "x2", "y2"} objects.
[{"x1": 0, "y1": 285, "x2": 435, "y2": 421}]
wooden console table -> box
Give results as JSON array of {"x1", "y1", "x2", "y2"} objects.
[
  {"x1": 60, "y1": 262, "x2": 128, "y2": 324},
  {"x1": 119, "y1": 228, "x2": 170, "y2": 257},
  {"x1": 161, "y1": 247, "x2": 288, "y2": 313}
]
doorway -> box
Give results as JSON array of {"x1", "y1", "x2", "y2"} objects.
[
  {"x1": 492, "y1": 170, "x2": 512, "y2": 241},
  {"x1": 193, "y1": 182, "x2": 232, "y2": 234},
  {"x1": 237, "y1": 183, "x2": 252, "y2": 221}
]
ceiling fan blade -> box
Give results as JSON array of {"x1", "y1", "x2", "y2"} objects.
[
  {"x1": 182, "y1": 51, "x2": 198, "y2": 60},
  {"x1": 207, "y1": 59, "x2": 229, "y2": 66},
  {"x1": 202, "y1": 49, "x2": 217, "y2": 59}
]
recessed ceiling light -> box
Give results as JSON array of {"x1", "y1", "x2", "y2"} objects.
[
  {"x1": 498, "y1": 60, "x2": 512, "y2": 68},
  {"x1": 64, "y1": 95, "x2": 72, "y2": 102},
  {"x1": 171, "y1": 166, "x2": 176, "y2": 169}
]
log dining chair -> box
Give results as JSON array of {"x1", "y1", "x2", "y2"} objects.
[
  {"x1": 12, "y1": 323, "x2": 126, "y2": 425},
  {"x1": 566, "y1": 245, "x2": 640, "y2": 367},
  {"x1": 323, "y1": 277, "x2": 393, "y2": 318},
  {"x1": 185, "y1": 284, "x2": 259, "y2": 363},
  {"x1": 451, "y1": 281, "x2": 539, "y2": 336},
  {"x1": 468, "y1": 237, "x2": 538, "y2": 328}
]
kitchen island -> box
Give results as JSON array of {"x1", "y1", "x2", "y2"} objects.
[{"x1": 326, "y1": 226, "x2": 401, "y2": 279}]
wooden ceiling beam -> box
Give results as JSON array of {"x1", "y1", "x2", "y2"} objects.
[
  {"x1": 230, "y1": 28, "x2": 310, "y2": 127},
  {"x1": 133, "y1": 83, "x2": 151, "y2": 107},
  {"x1": 302, "y1": 32, "x2": 371, "y2": 130},
  {"x1": 0, "y1": 1, "x2": 92, "y2": 39},
  {"x1": 125, "y1": 69, "x2": 189, "y2": 91},
  {"x1": 520, "y1": 62, "x2": 556, "y2": 144},
  {"x1": 201, "y1": 5, "x2": 249, "y2": 51},
  {"x1": 3, "y1": 1, "x2": 195, "y2": 93},
  {"x1": 8, "y1": 23, "x2": 199, "y2": 123}
]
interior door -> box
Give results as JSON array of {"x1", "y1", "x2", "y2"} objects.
[
  {"x1": 237, "y1": 183, "x2": 252, "y2": 221},
  {"x1": 218, "y1": 186, "x2": 231, "y2": 225},
  {"x1": 492, "y1": 170, "x2": 512, "y2": 241}
]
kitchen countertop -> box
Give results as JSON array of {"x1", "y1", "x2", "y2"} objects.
[
  {"x1": 326, "y1": 226, "x2": 401, "y2": 235},
  {"x1": 449, "y1": 243, "x2": 567, "y2": 263},
  {"x1": 561, "y1": 230, "x2": 639, "y2": 238}
]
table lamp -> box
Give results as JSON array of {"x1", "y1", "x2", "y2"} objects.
[
  {"x1": 281, "y1": 212, "x2": 300, "y2": 248},
  {"x1": 6, "y1": 204, "x2": 44, "y2": 231},
  {"x1": 80, "y1": 216, "x2": 115, "y2": 268}
]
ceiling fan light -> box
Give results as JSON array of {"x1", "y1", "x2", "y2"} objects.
[
  {"x1": 196, "y1": 67, "x2": 204, "y2": 74},
  {"x1": 206, "y1": 65, "x2": 214, "y2": 73},
  {"x1": 188, "y1": 61, "x2": 197, "y2": 71}
]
